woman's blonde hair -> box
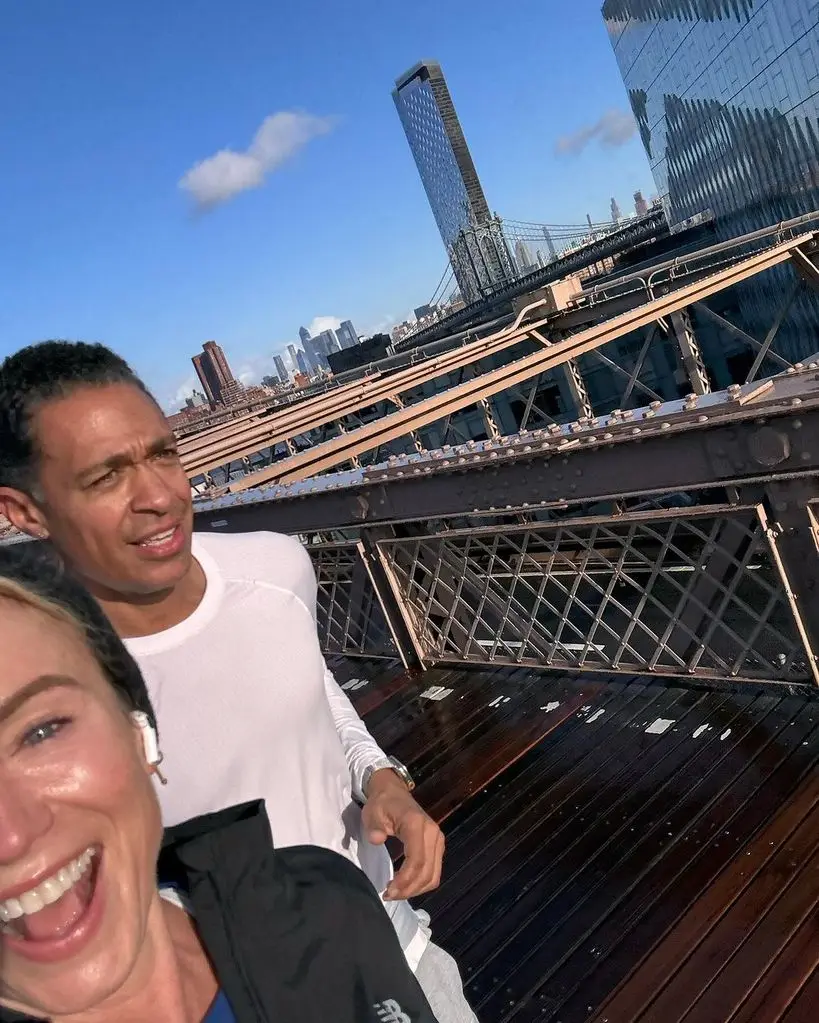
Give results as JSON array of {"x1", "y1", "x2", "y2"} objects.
[
  {"x1": 0, "y1": 546, "x2": 157, "y2": 728},
  {"x1": 0, "y1": 574, "x2": 81, "y2": 631}
]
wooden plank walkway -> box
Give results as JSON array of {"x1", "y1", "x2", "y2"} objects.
[{"x1": 328, "y1": 657, "x2": 819, "y2": 1022}]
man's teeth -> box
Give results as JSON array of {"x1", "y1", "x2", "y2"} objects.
[
  {"x1": 140, "y1": 528, "x2": 175, "y2": 546},
  {"x1": 0, "y1": 848, "x2": 96, "y2": 923}
]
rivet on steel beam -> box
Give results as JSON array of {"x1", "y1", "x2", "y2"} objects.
[
  {"x1": 649, "y1": 401, "x2": 662, "y2": 410},
  {"x1": 632, "y1": 428, "x2": 642, "y2": 435},
  {"x1": 697, "y1": 415, "x2": 708, "y2": 423},
  {"x1": 661, "y1": 423, "x2": 672, "y2": 431},
  {"x1": 603, "y1": 433, "x2": 613, "y2": 441},
  {"x1": 791, "y1": 397, "x2": 803, "y2": 406},
  {"x1": 793, "y1": 420, "x2": 803, "y2": 430}
]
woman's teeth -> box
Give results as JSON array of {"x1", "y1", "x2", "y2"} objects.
[{"x1": 0, "y1": 848, "x2": 96, "y2": 924}]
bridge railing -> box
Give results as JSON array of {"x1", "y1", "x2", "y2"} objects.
[
  {"x1": 306, "y1": 495, "x2": 814, "y2": 684},
  {"x1": 196, "y1": 365, "x2": 819, "y2": 687}
]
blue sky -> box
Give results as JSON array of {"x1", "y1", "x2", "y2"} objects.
[{"x1": 0, "y1": 0, "x2": 654, "y2": 409}]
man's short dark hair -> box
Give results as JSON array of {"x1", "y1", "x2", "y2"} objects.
[{"x1": 0, "y1": 340, "x2": 153, "y2": 495}]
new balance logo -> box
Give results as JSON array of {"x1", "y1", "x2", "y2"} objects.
[{"x1": 374, "y1": 999, "x2": 411, "y2": 1023}]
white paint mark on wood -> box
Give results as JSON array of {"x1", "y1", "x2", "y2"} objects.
[
  {"x1": 645, "y1": 718, "x2": 675, "y2": 735},
  {"x1": 341, "y1": 678, "x2": 369, "y2": 691},
  {"x1": 420, "y1": 686, "x2": 454, "y2": 701}
]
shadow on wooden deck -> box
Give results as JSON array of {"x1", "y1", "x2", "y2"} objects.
[{"x1": 329, "y1": 657, "x2": 819, "y2": 1023}]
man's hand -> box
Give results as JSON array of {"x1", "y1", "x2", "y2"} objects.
[{"x1": 362, "y1": 768, "x2": 445, "y2": 901}]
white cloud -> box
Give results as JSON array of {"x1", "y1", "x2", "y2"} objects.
[
  {"x1": 365, "y1": 313, "x2": 397, "y2": 335},
  {"x1": 308, "y1": 316, "x2": 342, "y2": 335},
  {"x1": 179, "y1": 111, "x2": 334, "y2": 209},
  {"x1": 235, "y1": 354, "x2": 275, "y2": 386},
  {"x1": 555, "y1": 109, "x2": 637, "y2": 157},
  {"x1": 160, "y1": 375, "x2": 199, "y2": 413}
]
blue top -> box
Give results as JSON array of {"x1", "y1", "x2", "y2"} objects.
[{"x1": 203, "y1": 991, "x2": 236, "y2": 1022}]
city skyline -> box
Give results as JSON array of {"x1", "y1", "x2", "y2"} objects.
[{"x1": 0, "y1": 1, "x2": 656, "y2": 409}]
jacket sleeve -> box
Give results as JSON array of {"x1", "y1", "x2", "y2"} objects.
[{"x1": 349, "y1": 873, "x2": 441, "y2": 1023}]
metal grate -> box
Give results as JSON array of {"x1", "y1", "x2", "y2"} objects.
[
  {"x1": 307, "y1": 542, "x2": 396, "y2": 658},
  {"x1": 377, "y1": 507, "x2": 810, "y2": 682}
]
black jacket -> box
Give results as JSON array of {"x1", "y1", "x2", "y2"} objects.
[{"x1": 1, "y1": 802, "x2": 438, "y2": 1023}]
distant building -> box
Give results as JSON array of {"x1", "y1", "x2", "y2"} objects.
[
  {"x1": 185, "y1": 389, "x2": 208, "y2": 408},
  {"x1": 286, "y1": 344, "x2": 299, "y2": 371},
  {"x1": 299, "y1": 326, "x2": 311, "y2": 345},
  {"x1": 414, "y1": 305, "x2": 432, "y2": 321},
  {"x1": 304, "y1": 330, "x2": 340, "y2": 371},
  {"x1": 634, "y1": 191, "x2": 649, "y2": 217},
  {"x1": 273, "y1": 354, "x2": 290, "y2": 384},
  {"x1": 336, "y1": 320, "x2": 359, "y2": 349},
  {"x1": 296, "y1": 349, "x2": 309, "y2": 376},
  {"x1": 514, "y1": 239, "x2": 534, "y2": 273},
  {"x1": 393, "y1": 60, "x2": 516, "y2": 303},
  {"x1": 611, "y1": 197, "x2": 622, "y2": 223},
  {"x1": 192, "y1": 340, "x2": 241, "y2": 407},
  {"x1": 605, "y1": 0, "x2": 819, "y2": 358},
  {"x1": 328, "y1": 334, "x2": 391, "y2": 375}
]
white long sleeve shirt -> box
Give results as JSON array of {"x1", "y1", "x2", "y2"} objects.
[{"x1": 124, "y1": 530, "x2": 427, "y2": 967}]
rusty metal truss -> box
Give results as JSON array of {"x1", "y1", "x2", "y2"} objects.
[
  {"x1": 194, "y1": 365, "x2": 819, "y2": 686},
  {"x1": 306, "y1": 541, "x2": 396, "y2": 659},
  {"x1": 180, "y1": 215, "x2": 819, "y2": 492},
  {"x1": 376, "y1": 505, "x2": 809, "y2": 683}
]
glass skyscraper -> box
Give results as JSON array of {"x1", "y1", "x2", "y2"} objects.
[
  {"x1": 393, "y1": 61, "x2": 516, "y2": 304},
  {"x1": 604, "y1": 0, "x2": 819, "y2": 362}
]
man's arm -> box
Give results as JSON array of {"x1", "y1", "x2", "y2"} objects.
[
  {"x1": 322, "y1": 662, "x2": 389, "y2": 802},
  {"x1": 288, "y1": 533, "x2": 445, "y2": 898}
]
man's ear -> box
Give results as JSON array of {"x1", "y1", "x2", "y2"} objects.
[{"x1": 0, "y1": 487, "x2": 49, "y2": 539}]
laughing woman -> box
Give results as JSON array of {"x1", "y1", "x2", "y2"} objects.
[{"x1": 0, "y1": 547, "x2": 438, "y2": 1023}]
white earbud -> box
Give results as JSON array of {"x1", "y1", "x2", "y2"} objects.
[{"x1": 132, "y1": 711, "x2": 168, "y2": 785}]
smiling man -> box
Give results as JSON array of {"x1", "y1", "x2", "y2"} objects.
[{"x1": 0, "y1": 341, "x2": 477, "y2": 1023}]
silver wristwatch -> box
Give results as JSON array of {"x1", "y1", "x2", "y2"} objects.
[{"x1": 362, "y1": 756, "x2": 416, "y2": 799}]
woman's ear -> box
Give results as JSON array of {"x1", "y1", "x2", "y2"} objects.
[{"x1": 131, "y1": 712, "x2": 167, "y2": 785}]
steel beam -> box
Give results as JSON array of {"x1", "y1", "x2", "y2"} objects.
[
  {"x1": 194, "y1": 391, "x2": 819, "y2": 537},
  {"x1": 181, "y1": 231, "x2": 818, "y2": 481},
  {"x1": 763, "y1": 477, "x2": 819, "y2": 682},
  {"x1": 791, "y1": 247, "x2": 819, "y2": 292},
  {"x1": 694, "y1": 303, "x2": 793, "y2": 372},
  {"x1": 226, "y1": 236, "x2": 809, "y2": 490},
  {"x1": 670, "y1": 309, "x2": 711, "y2": 395},
  {"x1": 745, "y1": 281, "x2": 801, "y2": 383}
]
